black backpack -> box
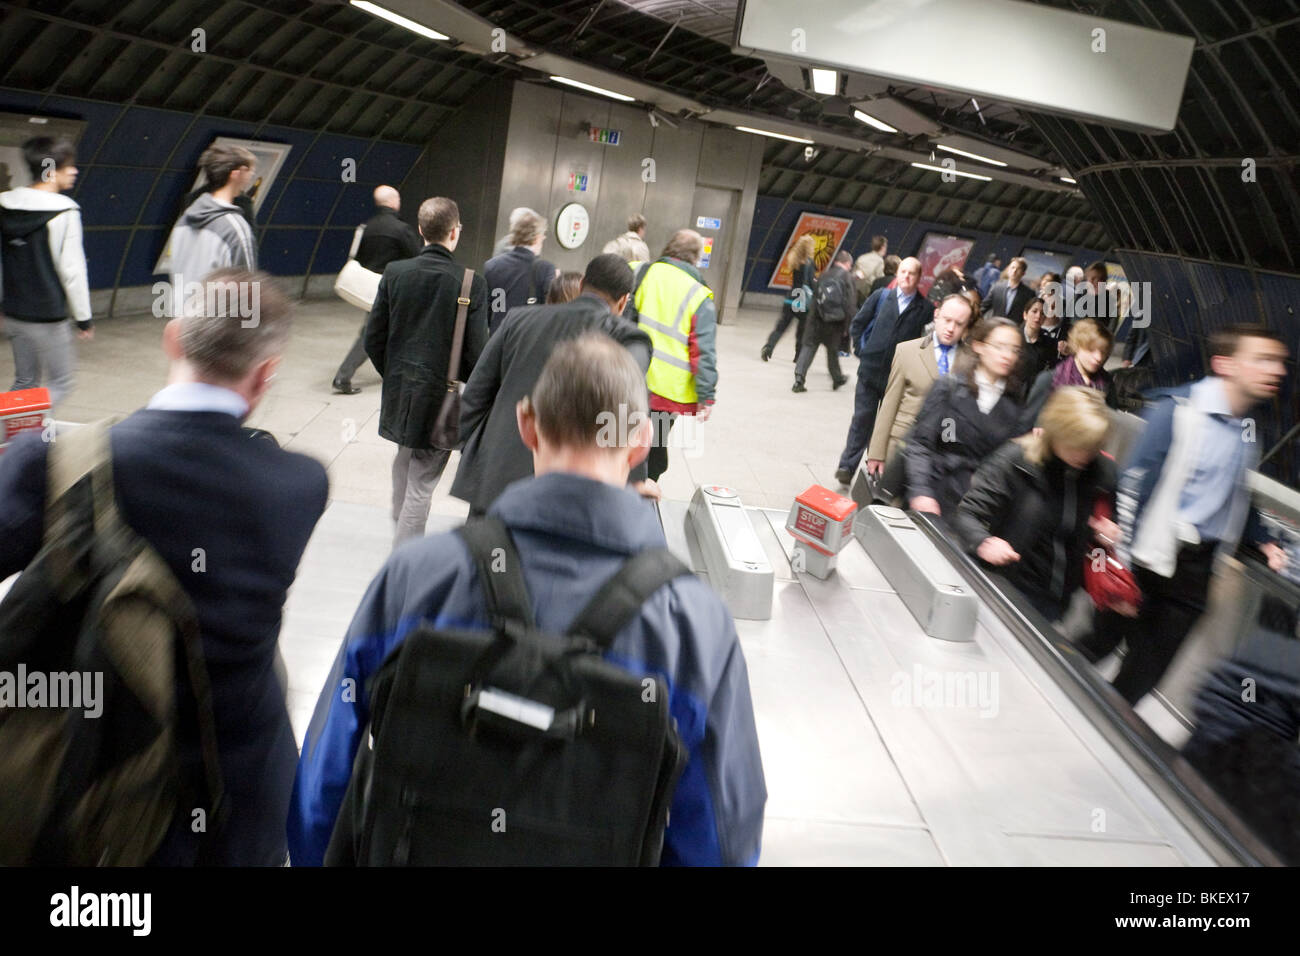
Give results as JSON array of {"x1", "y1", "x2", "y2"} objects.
[
  {"x1": 815, "y1": 272, "x2": 842, "y2": 322},
  {"x1": 325, "y1": 518, "x2": 692, "y2": 866},
  {"x1": 0, "y1": 422, "x2": 224, "y2": 865}
]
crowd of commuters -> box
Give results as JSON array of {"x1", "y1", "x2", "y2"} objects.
[{"x1": 1, "y1": 133, "x2": 1295, "y2": 867}]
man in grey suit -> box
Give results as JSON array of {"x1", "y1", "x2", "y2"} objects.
[
  {"x1": 981, "y1": 255, "x2": 1035, "y2": 323},
  {"x1": 451, "y1": 253, "x2": 653, "y2": 515}
]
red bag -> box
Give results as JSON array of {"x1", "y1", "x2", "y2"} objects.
[{"x1": 1083, "y1": 497, "x2": 1141, "y2": 611}]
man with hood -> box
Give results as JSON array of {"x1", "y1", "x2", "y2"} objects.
[
  {"x1": 160, "y1": 144, "x2": 257, "y2": 316},
  {"x1": 0, "y1": 136, "x2": 92, "y2": 404}
]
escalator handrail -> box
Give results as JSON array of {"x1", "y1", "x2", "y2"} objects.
[{"x1": 907, "y1": 509, "x2": 1283, "y2": 867}]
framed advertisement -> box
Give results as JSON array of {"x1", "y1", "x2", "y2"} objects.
[
  {"x1": 767, "y1": 212, "x2": 854, "y2": 288},
  {"x1": 915, "y1": 232, "x2": 975, "y2": 296},
  {"x1": 1019, "y1": 247, "x2": 1074, "y2": 284}
]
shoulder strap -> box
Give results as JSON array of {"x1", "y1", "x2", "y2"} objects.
[
  {"x1": 456, "y1": 518, "x2": 535, "y2": 630},
  {"x1": 447, "y1": 267, "x2": 474, "y2": 385},
  {"x1": 347, "y1": 224, "x2": 365, "y2": 260},
  {"x1": 567, "y1": 548, "x2": 693, "y2": 650}
]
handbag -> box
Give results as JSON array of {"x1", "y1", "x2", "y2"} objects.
[
  {"x1": 430, "y1": 268, "x2": 475, "y2": 451},
  {"x1": 334, "y1": 224, "x2": 382, "y2": 311},
  {"x1": 1082, "y1": 496, "x2": 1141, "y2": 611}
]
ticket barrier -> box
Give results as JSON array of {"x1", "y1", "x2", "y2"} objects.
[{"x1": 685, "y1": 484, "x2": 774, "y2": 620}]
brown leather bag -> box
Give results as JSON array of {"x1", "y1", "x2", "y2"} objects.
[{"x1": 430, "y1": 268, "x2": 475, "y2": 450}]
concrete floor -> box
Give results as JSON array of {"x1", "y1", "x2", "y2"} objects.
[{"x1": 0, "y1": 299, "x2": 1209, "y2": 865}]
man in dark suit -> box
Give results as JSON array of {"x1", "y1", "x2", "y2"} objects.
[
  {"x1": 483, "y1": 208, "x2": 560, "y2": 334},
  {"x1": 981, "y1": 255, "x2": 1034, "y2": 323},
  {"x1": 0, "y1": 269, "x2": 328, "y2": 865},
  {"x1": 331, "y1": 185, "x2": 421, "y2": 394},
  {"x1": 835, "y1": 256, "x2": 933, "y2": 486},
  {"x1": 451, "y1": 253, "x2": 653, "y2": 515},
  {"x1": 365, "y1": 196, "x2": 489, "y2": 549}
]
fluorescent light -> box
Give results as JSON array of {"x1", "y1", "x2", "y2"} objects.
[
  {"x1": 911, "y1": 162, "x2": 992, "y2": 182},
  {"x1": 549, "y1": 75, "x2": 636, "y2": 102},
  {"x1": 811, "y1": 68, "x2": 838, "y2": 95},
  {"x1": 936, "y1": 143, "x2": 1008, "y2": 167},
  {"x1": 350, "y1": 1, "x2": 449, "y2": 41},
  {"x1": 734, "y1": 125, "x2": 814, "y2": 144},
  {"x1": 1059, "y1": 176, "x2": 1077, "y2": 184},
  {"x1": 852, "y1": 109, "x2": 897, "y2": 133}
]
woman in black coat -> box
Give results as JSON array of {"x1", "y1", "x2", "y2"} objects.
[
  {"x1": 763, "y1": 234, "x2": 817, "y2": 362},
  {"x1": 952, "y1": 386, "x2": 1121, "y2": 621},
  {"x1": 905, "y1": 317, "x2": 1027, "y2": 516}
]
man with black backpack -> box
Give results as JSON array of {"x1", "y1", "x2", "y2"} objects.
[
  {"x1": 0, "y1": 269, "x2": 328, "y2": 865},
  {"x1": 289, "y1": 333, "x2": 766, "y2": 866},
  {"x1": 793, "y1": 249, "x2": 855, "y2": 393}
]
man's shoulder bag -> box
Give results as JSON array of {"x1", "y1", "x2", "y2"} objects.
[{"x1": 430, "y1": 268, "x2": 475, "y2": 451}]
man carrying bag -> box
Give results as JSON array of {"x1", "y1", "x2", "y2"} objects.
[{"x1": 365, "y1": 197, "x2": 488, "y2": 549}]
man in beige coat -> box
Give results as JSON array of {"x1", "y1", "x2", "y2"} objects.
[{"x1": 865, "y1": 294, "x2": 976, "y2": 483}]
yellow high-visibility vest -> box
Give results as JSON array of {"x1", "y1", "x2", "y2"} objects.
[{"x1": 632, "y1": 261, "x2": 712, "y2": 404}]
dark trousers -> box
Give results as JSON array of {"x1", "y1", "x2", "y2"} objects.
[
  {"x1": 1075, "y1": 541, "x2": 1216, "y2": 704},
  {"x1": 765, "y1": 303, "x2": 807, "y2": 359},
  {"x1": 647, "y1": 410, "x2": 677, "y2": 482},
  {"x1": 795, "y1": 321, "x2": 845, "y2": 383},
  {"x1": 837, "y1": 377, "x2": 883, "y2": 474},
  {"x1": 334, "y1": 323, "x2": 369, "y2": 383}
]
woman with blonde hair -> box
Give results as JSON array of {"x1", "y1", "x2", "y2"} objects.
[
  {"x1": 953, "y1": 386, "x2": 1122, "y2": 621},
  {"x1": 762, "y1": 233, "x2": 818, "y2": 363}
]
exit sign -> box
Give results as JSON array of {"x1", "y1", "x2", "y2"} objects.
[{"x1": 588, "y1": 126, "x2": 622, "y2": 145}]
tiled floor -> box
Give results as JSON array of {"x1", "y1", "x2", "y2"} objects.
[{"x1": 0, "y1": 299, "x2": 1209, "y2": 865}]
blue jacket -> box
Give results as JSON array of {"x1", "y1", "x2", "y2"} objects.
[{"x1": 288, "y1": 472, "x2": 767, "y2": 866}]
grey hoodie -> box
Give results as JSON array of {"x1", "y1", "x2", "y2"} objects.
[{"x1": 159, "y1": 193, "x2": 256, "y2": 314}]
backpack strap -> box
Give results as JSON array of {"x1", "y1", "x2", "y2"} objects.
[
  {"x1": 567, "y1": 548, "x2": 693, "y2": 650},
  {"x1": 456, "y1": 518, "x2": 535, "y2": 631}
]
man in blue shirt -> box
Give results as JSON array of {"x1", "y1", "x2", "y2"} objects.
[{"x1": 1077, "y1": 323, "x2": 1290, "y2": 704}]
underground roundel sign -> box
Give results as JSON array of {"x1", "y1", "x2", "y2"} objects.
[{"x1": 556, "y1": 202, "x2": 590, "y2": 249}]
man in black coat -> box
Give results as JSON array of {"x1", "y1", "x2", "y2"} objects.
[
  {"x1": 835, "y1": 256, "x2": 933, "y2": 485},
  {"x1": 981, "y1": 256, "x2": 1035, "y2": 323},
  {"x1": 365, "y1": 196, "x2": 489, "y2": 549},
  {"x1": 331, "y1": 185, "x2": 421, "y2": 394},
  {"x1": 483, "y1": 208, "x2": 559, "y2": 334},
  {"x1": 793, "y1": 249, "x2": 855, "y2": 393},
  {"x1": 451, "y1": 253, "x2": 653, "y2": 515},
  {"x1": 0, "y1": 269, "x2": 328, "y2": 865}
]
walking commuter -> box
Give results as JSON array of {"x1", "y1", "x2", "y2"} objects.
[
  {"x1": 1036, "y1": 271, "x2": 1071, "y2": 365},
  {"x1": 871, "y1": 254, "x2": 900, "y2": 295},
  {"x1": 0, "y1": 136, "x2": 92, "y2": 405},
  {"x1": 289, "y1": 334, "x2": 767, "y2": 866},
  {"x1": 793, "y1": 249, "x2": 855, "y2": 392},
  {"x1": 0, "y1": 269, "x2": 328, "y2": 865},
  {"x1": 975, "y1": 254, "x2": 1002, "y2": 300},
  {"x1": 603, "y1": 213, "x2": 651, "y2": 263},
  {"x1": 833, "y1": 256, "x2": 933, "y2": 486},
  {"x1": 981, "y1": 256, "x2": 1034, "y2": 323},
  {"x1": 546, "y1": 270, "x2": 583, "y2": 304},
  {"x1": 1022, "y1": 318, "x2": 1114, "y2": 427},
  {"x1": 1015, "y1": 295, "x2": 1058, "y2": 384},
  {"x1": 905, "y1": 317, "x2": 1026, "y2": 516},
  {"x1": 629, "y1": 229, "x2": 717, "y2": 482},
  {"x1": 1075, "y1": 324, "x2": 1290, "y2": 705},
  {"x1": 762, "y1": 234, "x2": 816, "y2": 363},
  {"x1": 853, "y1": 234, "x2": 888, "y2": 300},
  {"x1": 451, "y1": 253, "x2": 652, "y2": 516},
  {"x1": 483, "y1": 208, "x2": 558, "y2": 334},
  {"x1": 160, "y1": 144, "x2": 258, "y2": 317},
  {"x1": 366, "y1": 197, "x2": 489, "y2": 549},
  {"x1": 864, "y1": 294, "x2": 976, "y2": 488},
  {"x1": 330, "y1": 185, "x2": 421, "y2": 394},
  {"x1": 953, "y1": 387, "x2": 1119, "y2": 622},
  {"x1": 493, "y1": 206, "x2": 534, "y2": 257}
]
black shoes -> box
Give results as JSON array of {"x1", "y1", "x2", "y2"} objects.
[
  {"x1": 760, "y1": 344, "x2": 773, "y2": 362},
  {"x1": 832, "y1": 375, "x2": 848, "y2": 390},
  {"x1": 835, "y1": 468, "x2": 853, "y2": 487},
  {"x1": 332, "y1": 378, "x2": 361, "y2": 395},
  {"x1": 792, "y1": 380, "x2": 807, "y2": 393}
]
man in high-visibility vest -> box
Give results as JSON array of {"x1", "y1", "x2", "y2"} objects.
[{"x1": 627, "y1": 229, "x2": 717, "y2": 482}]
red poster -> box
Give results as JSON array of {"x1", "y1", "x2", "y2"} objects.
[
  {"x1": 768, "y1": 212, "x2": 854, "y2": 288},
  {"x1": 916, "y1": 233, "x2": 975, "y2": 296}
]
